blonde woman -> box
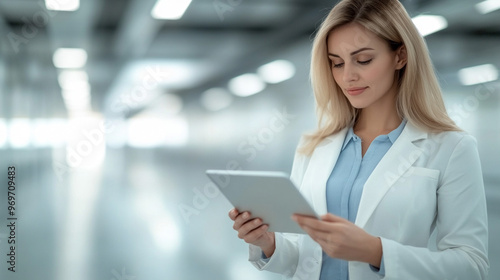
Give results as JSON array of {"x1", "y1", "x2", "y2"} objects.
[{"x1": 228, "y1": 0, "x2": 489, "y2": 279}]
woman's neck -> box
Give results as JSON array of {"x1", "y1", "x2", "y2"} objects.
[{"x1": 354, "y1": 99, "x2": 402, "y2": 135}]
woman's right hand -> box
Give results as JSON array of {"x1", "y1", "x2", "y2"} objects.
[{"x1": 229, "y1": 208, "x2": 276, "y2": 258}]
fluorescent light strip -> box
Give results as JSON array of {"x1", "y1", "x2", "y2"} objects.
[
  {"x1": 412, "y1": 15, "x2": 448, "y2": 37},
  {"x1": 127, "y1": 117, "x2": 189, "y2": 147},
  {"x1": 58, "y1": 70, "x2": 89, "y2": 90},
  {"x1": 151, "y1": 0, "x2": 192, "y2": 20},
  {"x1": 53, "y1": 48, "x2": 88, "y2": 69},
  {"x1": 200, "y1": 88, "x2": 233, "y2": 111},
  {"x1": 458, "y1": 64, "x2": 499, "y2": 86},
  {"x1": 228, "y1": 74, "x2": 266, "y2": 97},
  {"x1": 9, "y1": 119, "x2": 32, "y2": 148},
  {"x1": 475, "y1": 0, "x2": 500, "y2": 14},
  {"x1": 0, "y1": 118, "x2": 69, "y2": 149},
  {"x1": 257, "y1": 60, "x2": 296, "y2": 84},
  {"x1": 45, "y1": 0, "x2": 80, "y2": 11},
  {"x1": 32, "y1": 119, "x2": 67, "y2": 148},
  {"x1": 0, "y1": 119, "x2": 7, "y2": 148}
]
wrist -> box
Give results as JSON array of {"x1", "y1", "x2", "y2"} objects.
[
  {"x1": 261, "y1": 233, "x2": 276, "y2": 258},
  {"x1": 367, "y1": 236, "x2": 382, "y2": 267}
]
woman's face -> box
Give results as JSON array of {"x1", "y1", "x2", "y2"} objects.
[{"x1": 327, "y1": 23, "x2": 406, "y2": 109}]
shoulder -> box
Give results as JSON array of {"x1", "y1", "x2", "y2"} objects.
[
  {"x1": 403, "y1": 121, "x2": 476, "y2": 151},
  {"x1": 291, "y1": 127, "x2": 349, "y2": 181},
  {"x1": 290, "y1": 137, "x2": 311, "y2": 186},
  {"x1": 419, "y1": 129, "x2": 481, "y2": 176},
  {"x1": 426, "y1": 130, "x2": 477, "y2": 152},
  {"x1": 295, "y1": 127, "x2": 349, "y2": 157},
  {"x1": 292, "y1": 135, "x2": 312, "y2": 165}
]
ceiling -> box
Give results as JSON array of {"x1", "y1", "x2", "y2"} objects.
[{"x1": 0, "y1": 0, "x2": 498, "y2": 118}]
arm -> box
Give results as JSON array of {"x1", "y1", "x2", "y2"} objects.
[
  {"x1": 248, "y1": 232, "x2": 301, "y2": 276},
  {"x1": 382, "y1": 135, "x2": 489, "y2": 279},
  {"x1": 293, "y1": 135, "x2": 489, "y2": 279},
  {"x1": 248, "y1": 142, "x2": 311, "y2": 276}
]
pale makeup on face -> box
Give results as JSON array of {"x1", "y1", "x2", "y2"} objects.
[{"x1": 327, "y1": 23, "x2": 406, "y2": 110}]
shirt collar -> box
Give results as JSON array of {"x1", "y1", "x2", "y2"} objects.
[
  {"x1": 341, "y1": 126, "x2": 357, "y2": 151},
  {"x1": 341, "y1": 119, "x2": 407, "y2": 151},
  {"x1": 387, "y1": 119, "x2": 407, "y2": 143}
]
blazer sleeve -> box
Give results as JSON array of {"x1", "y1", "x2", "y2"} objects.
[
  {"x1": 381, "y1": 134, "x2": 489, "y2": 279},
  {"x1": 248, "y1": 140, "x2": 311, "y2": 276}
]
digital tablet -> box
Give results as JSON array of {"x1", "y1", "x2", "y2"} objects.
[{"x1": 206, "y1": 170, "x2": 318, "y2": 234}]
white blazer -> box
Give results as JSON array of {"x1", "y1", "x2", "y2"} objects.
[{"x1": 249, "y1": 122, "x2": 489, "y2": 280}]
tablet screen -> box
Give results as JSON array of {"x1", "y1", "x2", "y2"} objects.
[{"x1": 206, "y1": 170, "x2": 318, "y2": 234}]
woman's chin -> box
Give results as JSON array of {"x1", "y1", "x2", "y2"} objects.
[{"x1": 347, "y1": 101, "x2": 368, "y2": 109}]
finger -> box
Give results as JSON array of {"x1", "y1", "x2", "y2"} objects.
[
  {"x1": 243, "y1": 224, "x2": 269, "y2": 244},
  {"x1": 238, "y1": 218, "x2": 263, "y2": 239},
  {"x1": 293, "y1": 215, "x2": 330, "y2": 233},
  {"x1": 297, "y1": 224, "x2": 313, "y2": 236},
  {"x1": 313, "y1": 238, "x2": 336, "y2": 258},
  {"x1": 321, "y1": 213, "x2": 348, "y2": 223},
  {"x1": 298, "y1": 224, "x2": 333, "y2": 247},
  {"x1": 296, "y1": 222, "x2": 317, "y2": 238},
  {"x1": 233, "y1": 211, "x2": 253, "y2": 230},
  {"x1": 228, "y1": 208, "x2": 239, "y2": 220},
  {"x1": 307, "y1": 229, "x2": 333, "y2": 243}
]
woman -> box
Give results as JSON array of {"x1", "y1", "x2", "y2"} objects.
[{"x1": 228, "y1": 0, "x2": 489, "y2": 279}]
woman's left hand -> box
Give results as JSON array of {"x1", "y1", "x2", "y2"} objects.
[{"x1": 293, "y1": 213, "x2": 382, "y2": 267}]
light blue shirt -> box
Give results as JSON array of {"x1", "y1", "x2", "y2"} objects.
[{"x1": 320, "y1": 119, "x2": 406, "y2": 280}]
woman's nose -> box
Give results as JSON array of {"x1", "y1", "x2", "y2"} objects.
[{"x1": 342, "y1": 63, "x2": 358, "y2": 83}]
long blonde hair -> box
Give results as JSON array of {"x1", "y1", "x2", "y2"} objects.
[{"x1": 299, "y1": 0, "x2": 459, "y2": 155}]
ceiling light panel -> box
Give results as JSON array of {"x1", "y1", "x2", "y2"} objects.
[
  {"x1": 45, "y1": 0, "x2": 80, "y2": 11},
  {"x1": 475, "y1": 0, "x2": 500, "y2": 14},
  {"x1": 53, "y1": 48, "x2": 88, "y2": 69},
  {"x1": 228, "y1": 74, "x2": 266, "y2": 97},
  {"x1": 458, "y1": 64, "x2": 499, "y2": 86},
  {"x1": 151, "y1": 0, "x2": 192, "y2": 20},
  {"x1": 412, "y1": 15, "x2": 448, "y2": 37},
  {"x1": 257, "y1": 60, "x2": 296, "y2": 84}
]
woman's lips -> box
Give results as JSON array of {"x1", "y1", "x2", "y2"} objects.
[{"x1": 346, "y1": 87, "x2": 368, "y2": 96}]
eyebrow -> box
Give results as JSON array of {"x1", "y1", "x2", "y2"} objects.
[{"x1": 328, "y1": 47, "x2": 374, "y2": 57}]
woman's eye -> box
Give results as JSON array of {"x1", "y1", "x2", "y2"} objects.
[
  {"x1": 333, "y1": 63, "x2": 344, "y2": 68},
  {"x1": 358, "y1": 59, "x2": 372, "y2": 65}
]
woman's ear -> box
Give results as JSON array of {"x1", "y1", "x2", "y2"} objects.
[{"x1": 395, "y1": 45, "x2": 407, "y2": 70}]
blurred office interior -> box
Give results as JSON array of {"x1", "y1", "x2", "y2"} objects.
[{"x1": 0, "y1": 0, "x2": 498, "y2": 279}]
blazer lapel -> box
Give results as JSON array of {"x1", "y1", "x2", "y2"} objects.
[
  {"x1": 301, "y1": 127, "x2": 348, "y2": 215},
  {"x1": 355, "y1": 122, "x2": 427, "y2": 228}
]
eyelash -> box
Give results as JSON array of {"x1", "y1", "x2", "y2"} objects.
[{"x1": 332, "y1": 59, "x2": 373, "y2": 68}]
